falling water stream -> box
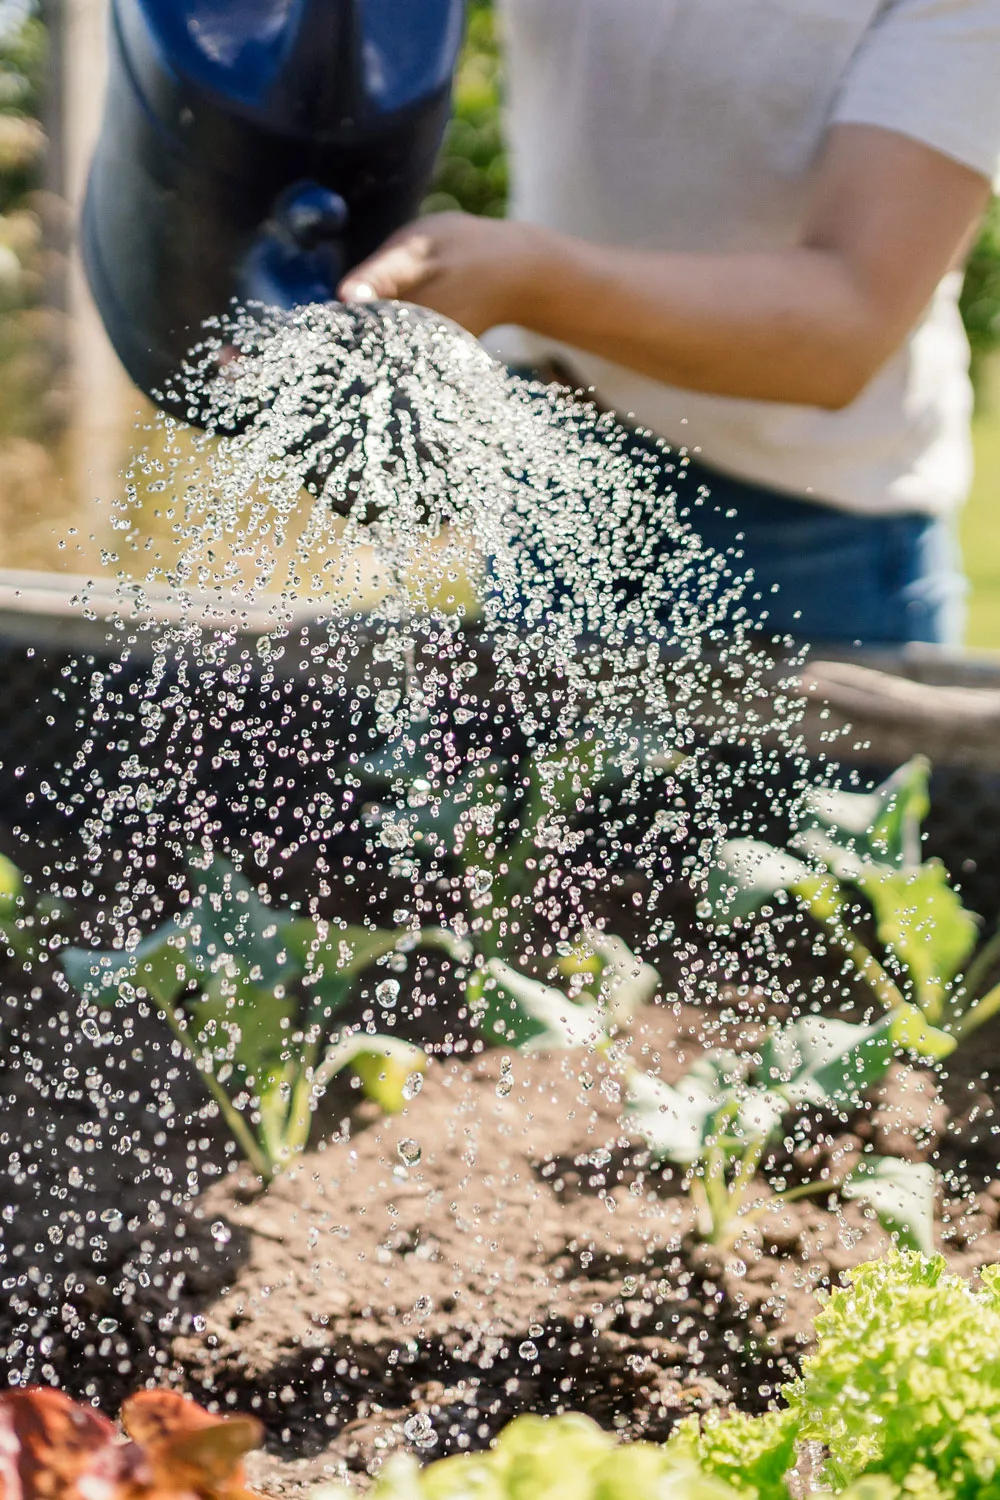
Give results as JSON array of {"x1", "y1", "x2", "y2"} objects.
[
  {"x1": 0, "y1": 300, "x2": 836, "y2": 1479},
  {"x1": 62, "y1": 300, "x2": 808, "y2": 965}
]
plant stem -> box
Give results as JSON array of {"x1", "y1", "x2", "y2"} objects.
[
  {"x1": 728, "y1": 1136, "x2": 768, "y2": 1218},
  {"x1": 689, "y1": 1174, "x2": 714, "y2": 1243},
  {"x1": 798, "y1": 886, "x2": 908, "y2": 1014},
  {"x1": 958, "y1": 928, "x2": 1000, "y2": 1009},
  {"x1": 281, "y1": 1040, "x2": 321, "y2": 1163},
  {"x1": 953, "y1": 980, "x2": 1000, "y2": 1042},
  {"x1": 734, "y1": 1175, "x2": 845, "y2": 1236},
  {"x1": 774, "y1": 1177, "x2": 842, "y2": 1206},
  {"x1": 309, "y1": 1031, "x2": 365, "y2": 1103},
  {"x1": 155, "y1": 998, "x2": 273, "y2": 1181},
  {"x1": 704, "y1": 1147, "x2": 731, "y2": 1245}
]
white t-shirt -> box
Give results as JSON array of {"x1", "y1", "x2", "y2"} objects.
[{"x1": 487, "y1": 0, "x2": 1000, "y2": 517}]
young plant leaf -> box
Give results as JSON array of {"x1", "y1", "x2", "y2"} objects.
[
  {"x1": 349, "y1": 1037, "x2": 427, "y2": 1113},
  {"x1": 853, "y1": 862, "x2": 979, "y2": 1022},
  {"x1": 842, "y1": 1156, "x2": 936, "y2": 1256},
  {"x1": 760, "y1": 1015, "x2": 895, "y2": 1115},
  {"x1": 294, "y1": 923, "x2": 411, "y2": 1017},
  {"x1": 469, "y1": 959, "x2": 607, "y2": 1051},
  {"x1": 889, "y1": 1002, "x2": 957, "y2": 1061},
  {"x1": 64, "y1": 860, "x2": 303, "y2": 1016},
  {"x1": 703, "y1": 839, "x2": 812, "y2": 927},
  {"x1": 585, "y1": 932, "x2": 660, "y2": 1026},
  {"x1": 624, "y1": 1056, "x2": 740, "y2": 1166},
  {"x1": 292, "y1": 925, "x2": 469, "y2": 1023},
  {"x1": 62, "y1": 922, "x2": 197, "y2": 1010},
  {"x1": 955, "y1": 978, "x2": 1000, "y2": 1040},
  {"x1": 183, "y1": 857, "x2": 299, "y2": 988},
  {"x1": 310, "y1": 1032, "x2": 427, "y2": 1111},
  {"x1": 0, "y1": 853, "x2": 22, "y2": 918},
  {"x1": 801, "y1": 756, "x2": 930, "y2": 870}
]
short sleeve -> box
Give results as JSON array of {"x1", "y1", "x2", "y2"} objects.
[{"x1": 832, "y1": 0, "x2": 1000, "y2": 187}]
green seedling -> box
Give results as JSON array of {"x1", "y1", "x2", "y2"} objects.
[
  {"x1": 703, "y1": 757, "x2": 1000, "y2": 1055},
  {"x1": 624, "y1": 1013, "x2": 934, "y2": 1251},
  {"x1": 62, "y1": 857, "x2": 466, "y2": 1181},
  {"x1": 0, "y1": 853, "x2": 71, "y2": 967},
  {"x1": 468, "y1": 929, "x2": 660, "y2": 1048},
  {"x1": 475, "y1": 952, "x2": 932, "y2": 1252}
]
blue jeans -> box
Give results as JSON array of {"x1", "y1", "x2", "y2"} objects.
[
  {"x1": 671, "y1": 452, "x2": 967, "y2": 649},
  {"x1": 502, "y1": 379, "x2": 967, "y2": 650}
]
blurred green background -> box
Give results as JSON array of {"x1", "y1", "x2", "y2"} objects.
[{"x1": 2, "y1": 0, "x2": 999, "y2": 644}]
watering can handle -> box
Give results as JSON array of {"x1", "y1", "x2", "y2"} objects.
[{"x1": 269, "y1": 0, "x2": 363, "y2": 131}]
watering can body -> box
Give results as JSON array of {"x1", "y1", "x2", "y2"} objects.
[{"x1": 83, "y1": 0, "x2": 465, "y2": 407}]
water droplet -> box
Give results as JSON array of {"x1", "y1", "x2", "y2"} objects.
[
  {"x1": 518, "y1": 1340, "x2": 538, "y2": 1361},
  {"x1": 376, "y1": 979, "x2": 400, "y2": 1010},
  {"x1": 210, "y1": 1220, "x2": 232, "y2": 1245},
  {"x1": 468, "y1": 868, "x2": 493, "y2": 900},
  {"x1": 81, "y1": 1017, "x2": 101, "y2": 1043},
  {"x1": 397, "y1": 1138, "x2": 421, "y2": 1166},
  {"x1": 402, "y1": 1072, "x2": 423, "y2": 1100},
  {"x1": 380, "y1": 821, "x2": 411, "y2": 852},
  {"x1": 403, "y1": 1413, "x2": 438, "y2": 1450}
]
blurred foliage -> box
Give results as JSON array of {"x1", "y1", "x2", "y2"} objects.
[
  {"x1": 0, "y1": 8, "x2": 58, "y2": 446},
  {"x1": 0, "y1": 3, "x2": 65, "y2": 565},
  {"x1": 425, "y1": 0, "x2": 507, "y2": 219},
  {"x1": 961, "y1": 196, "x2": 1000, "y2": 396}
]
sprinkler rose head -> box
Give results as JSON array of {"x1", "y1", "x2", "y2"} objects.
[{"x1": 184, "y1": 298, "x2": 499, "y2": 519}]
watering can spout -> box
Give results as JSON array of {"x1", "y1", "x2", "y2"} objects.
[{"x1": 82, "y1": 0, "x2": 465, "y2": 415}]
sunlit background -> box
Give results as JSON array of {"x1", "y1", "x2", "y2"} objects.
[{"x1": 1, "y1": 0, "x2": 998, "y2": 642}]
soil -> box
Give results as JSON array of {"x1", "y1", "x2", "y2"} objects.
[{"x1": 3, "y1": 876, "x2": 1000, "y2": 1498}]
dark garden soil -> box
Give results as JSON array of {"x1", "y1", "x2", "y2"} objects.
[{"x1": 3, "y1": 843, "x2": 1000, "y2": 1496}]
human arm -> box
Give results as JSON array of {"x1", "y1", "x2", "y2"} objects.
[{"x1": 338, "y1": 123, "x2": 990, "y2": 411}]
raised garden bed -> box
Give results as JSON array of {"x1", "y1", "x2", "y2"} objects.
[{"x1": 2, "y1": 572, "x2": 1000, "y2": 1496}]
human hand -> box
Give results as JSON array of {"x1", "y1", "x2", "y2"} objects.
[{"x1": 338, "y1": 212, "x2": 553, "y2": 334}]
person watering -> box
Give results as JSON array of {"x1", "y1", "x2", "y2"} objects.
[{"x1": 338, "y1": 0, "x2": 1000, "y2": 650}]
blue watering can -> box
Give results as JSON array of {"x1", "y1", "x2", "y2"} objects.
[{"x1": 83, "y1": 0, "x2": 466, "y2": 410}]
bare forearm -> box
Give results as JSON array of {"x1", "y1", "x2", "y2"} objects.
[{"x1": 516, "y1": 230, "x2": 889, "y2": 410}]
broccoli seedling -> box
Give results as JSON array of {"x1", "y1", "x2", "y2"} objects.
[
  {"x1": 624, "y1": 1013, "x2": 933, "y2": 1251},
  {"x1": 702, "y1": 757, "x2": 1000, "y2": 1056},
  {"x1": 62, "y1": 856, "x2": 466, "y2": 1181},
  {"x1": 361, "y1": 728, "x2": 681, "y2": 962},
  {"x1": 479, "y1": 953, "x2": 932, "y2": 1252}
]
